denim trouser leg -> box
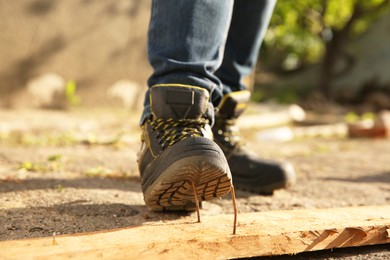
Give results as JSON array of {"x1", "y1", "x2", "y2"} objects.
[
  {"x1": 141, "y1": 0, "x2": 234, "y2": 124},
  {"x1": 216, "y1": 0, "x2": 276, "y2": 95},
  {"x1": 141, "y1": 0, "x2": 275, "y2": 124}
]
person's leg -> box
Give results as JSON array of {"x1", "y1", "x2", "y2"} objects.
[
  {"x1": 213, "y1": 0, "x2": 297, "y2": 194},
  {"x1": 138, "y1": 0, "x2": 235, "y2": 212},
  {"x1": 141, "y1": 0, "x2": 234, "y2": 124},
  {"x1": 215, "y1": 0, "x2": 276, "y2": 94}
]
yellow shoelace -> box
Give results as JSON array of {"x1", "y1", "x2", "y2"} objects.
[
  {"x1": 150, "y1": 118, "x2": 209, "y2": 149},
  {"x1": 214, "y1": 118, "x2": 243, "y2": 149}
]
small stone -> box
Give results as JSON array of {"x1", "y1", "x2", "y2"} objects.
[
  {"x1": 27, "y1": 73, "x2": 66, "y2": 109},
  {"x1": 107, "y1": 80, "x2": 145, "y2": 109}
]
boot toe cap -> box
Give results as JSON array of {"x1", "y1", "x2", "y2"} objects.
[{"x1": 229, "y1": 155, "x2": 297, "y2": 194}]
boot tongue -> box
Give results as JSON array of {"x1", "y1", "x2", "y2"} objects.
[
  {"x1": 217, "y1": 90, "x2": 250, "y2": 119},
  {"x1": 150, "y1": 85, "x2": 209, "y2": 120}
]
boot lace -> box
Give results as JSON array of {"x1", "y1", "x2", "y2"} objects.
[
  {"x1": 214, "y1": 118, "x2": 244, "y2": 150},
  {"x1": 150, "y1": 118, "x2": 209, "y2": 149}
]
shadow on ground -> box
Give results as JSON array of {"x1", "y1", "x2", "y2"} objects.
[
  {"x1": 0, "y1": 176, "x2": 141, "y2": 193},
  {"x1": 251, "y1": 244, "x2": 390, "y2": 260},
  {"x1": 322, "y1": 171, "x2": 390, "y2": 183},
  {"x1": 0, "y1": 202, "x2": 194, "y2": 241}
]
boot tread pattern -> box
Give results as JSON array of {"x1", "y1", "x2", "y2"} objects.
[{"x1": 145, "y1": 161, "x2": 231, "y2": 211}]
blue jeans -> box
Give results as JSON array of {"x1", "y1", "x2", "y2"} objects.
[{"x1": 141, "y1": 0, "x2": 276, "y2": 124}]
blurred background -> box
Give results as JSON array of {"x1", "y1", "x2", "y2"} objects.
[{"x1": 0, "y1": 0, "x2": 389, "y2": 112}]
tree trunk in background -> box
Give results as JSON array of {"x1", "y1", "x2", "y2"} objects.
[
  {"x1": 259, "y1": 11, "x2": 390, "y2": 109},
  {"x1": 319, "y1": 4, "x2": 364, "y2": 100},
  {"x1": 331, "y1": 11, "x2": 390, "y2": 106}
]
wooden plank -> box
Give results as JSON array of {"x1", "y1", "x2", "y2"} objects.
[{"x1": 2, "y1": 206, "x2": 390, "y2": 259}]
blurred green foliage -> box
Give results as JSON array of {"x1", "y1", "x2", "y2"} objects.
[
  {"x1": 65, "y1": 80, "x2": 81, "y2": 106},
  {"x1": 263, "y1": 0, "x2": 390, "y2": 72}
]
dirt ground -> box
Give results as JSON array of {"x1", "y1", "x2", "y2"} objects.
[{"x1": 0, "y1": 108, "x2": 389, "y2": 259}]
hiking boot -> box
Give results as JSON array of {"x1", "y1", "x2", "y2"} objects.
[
  {"x1": 212, "y1": 90, "x2": 296, "y2": 194},
  {"x1": 138, "y1": 84, "x2": 233, "y2": 211}
]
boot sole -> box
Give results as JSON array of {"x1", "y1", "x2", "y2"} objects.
[{"x1": 143, "y1": 155, "x2": 232, "y2": 211}]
